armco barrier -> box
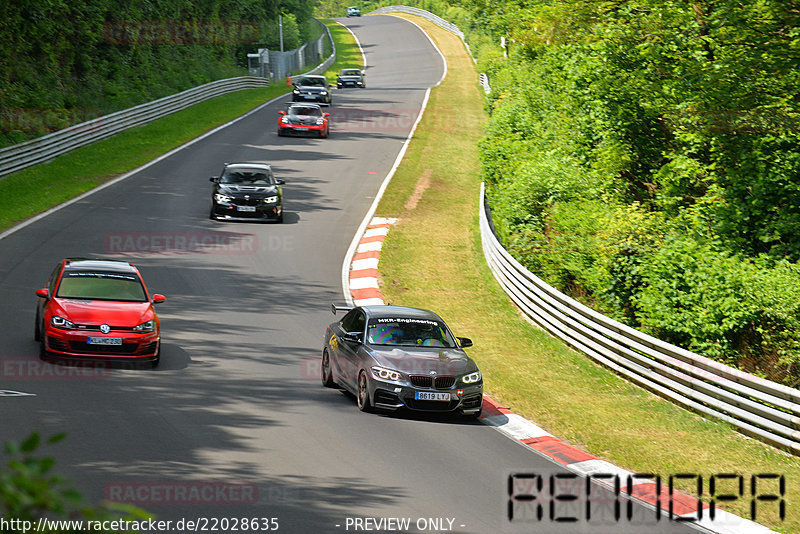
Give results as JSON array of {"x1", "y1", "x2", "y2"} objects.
[
  {"x1": 370, "y1": 5, "x2": 464, "y2": 40},
  {"x1": 480, "y1": 183, "x2": 800, "y2": 454},
  {"x1": 0, "y1": 77, "x2": 268, "y2": 179},
  {"x1": 0, "y1": 18, "x2": 335, "y2": 179}
]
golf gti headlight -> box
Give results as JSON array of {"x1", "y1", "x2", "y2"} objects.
[
  {"x1": 133, "y1": 320, "x2": 155, "y2": 333},
  {"x1": 51, "y1": 316, "x2": 76, "y2": 329},
  {"x1": 371, "y1": 366, "x2": 402, "y2": 382},
  {"x1": 262, "y1": 196, "x2": 278, "y2": 204},
  {"x1": 462, "y1": 371, "x2": 482, "y2": 384},
  {"x1": 214, "y1": 193, "x2": 233, "y2": 203}
]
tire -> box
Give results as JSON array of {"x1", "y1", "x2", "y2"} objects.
[
  {"x1": 34, "y1": 309, "x2": 41, "y2": 341},
  {"x1": 276, "y1": 208, "x2": 284, "y2": 223},
  {"x1": 278, "y1": 128, "x2": 285, "y2": 137},
  {"x1": 357, "y1": 370, "x2": 372, "y2": 412},
  {"x1": 321, "y1": 350, "x2": 336, "y2": 388},
  {"x1": 39, "y1": 338, "x2": 48, "y2": 361}
]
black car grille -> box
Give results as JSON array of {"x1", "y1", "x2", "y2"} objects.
[
  {"x1": 72, "y1": 324, "x2": 136, "y2": 332},
  {"x1": 461, "y1": 394, "x2": 483, "y2": 409},
  {"x1": 68, "y1": 341, "x2": 139, "y2": 354},
  {"x1": 232, "y1": 198, "x2": 261, "y2": 206},
  {"x1": 409, "y1": 375, "x2": 456, "y2": 389},
  {"x1": 406, "y1": 399, "x2": 460, "y2": 411},
  {"x1": 47, "y1": 337, "x2": 69, "y2": 352}
]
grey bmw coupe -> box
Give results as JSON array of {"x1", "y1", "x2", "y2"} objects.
[{"x1": 322, "y1": 304, "x2": 483, "y2": 418}]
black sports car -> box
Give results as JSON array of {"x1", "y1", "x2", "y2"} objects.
[
  {"x1": 322, "y1": 304, "x2": 483, "y2": 417},
  {"x1": 337, "y1": 69, "x2": 365, "y2": 89},
  {"x1": 291, "y1": 75, "x2": 332, "y2": 105},
  {"x1": 209, "y1": 163, "x2": 285, "y2": 222}
]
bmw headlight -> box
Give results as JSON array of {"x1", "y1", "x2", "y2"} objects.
[
  {"x1": 462, "y1": 371, "x2": 482, "y2": 384},
  {"x1": 214, "y1": 193, "x2": 233, "y2": 203},
  {"x1": 293, "y1": 89, "x2": 300, "y2": 94},
  {"x1": 262, "y1": 195, "x2": 278, "y2": 204},
  {"x1": 133, "y1": 320, "x2": 155, "y2": 333},
  {"x1": 51, "y1": 316, "x2": 76, "y2": 329},
  {"x1": 371, "y1": 366, "x2": 402, "y2": 382}
]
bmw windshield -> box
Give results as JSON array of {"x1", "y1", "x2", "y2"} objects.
[{"x1": 366, "y1": 317, "x2": 456, "y2": 347}]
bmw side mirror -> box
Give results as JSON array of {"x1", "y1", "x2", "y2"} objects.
[
  {"x1": 152, "y1": 294, "x2": 166, "y2": 304},
  {"x1": 35, "y1": 288, "x2": 49, "y2": 299},
  {"x1": 342, "y1": 332, "x2": 361, "y2": 344},
  {"x1": 276, "y1": 179, "x2": 285, "y2": 185},
  {"x1": 209, "y1": 176, "x2": 218, "y2": 182},
  {"x1": 457, "y1": 337, "x2": 473, "y2": 348}
]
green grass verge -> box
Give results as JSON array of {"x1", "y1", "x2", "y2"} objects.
[
  {"x1": 0, "y1": 19, "x2": 357, "y2": 233},
  {"x1": 375, "y1": 14, "x2": 800, "y2": 533}
]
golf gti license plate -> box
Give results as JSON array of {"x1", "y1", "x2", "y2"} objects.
[
  {"x1": 87, "y1": 337, "x2": 122, "y2": 345},
  {"x1": 415, "y1": 391, "x2": 450, "y2": 401}
]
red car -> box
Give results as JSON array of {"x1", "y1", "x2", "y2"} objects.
[
  {"x1": 278, "y1": 103, "x2": 330, "y2": 138},
  {"x1": 35, "y1": 259, "x2": 166, "y2": 366}
]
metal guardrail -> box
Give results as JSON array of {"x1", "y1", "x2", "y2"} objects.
[
  {"x1": 480, "y1": 183, "x2": 800, "y2": 454},
  {"x1": 0, "y1": 19, "x2": 336, "y2": 180},
  {"x1": 370, "y1": 6, "x2": 464, "y2": 39},
  {"x1": 0, "y1": 77, "x2": 268, "y2": 179}
]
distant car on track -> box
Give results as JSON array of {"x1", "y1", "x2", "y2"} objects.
[
  {"x1": 278, "y1": 103, "x2": 330, "y2": 138},
  {"x1": 337, "y1": 68, "x2": 365, "y2": 89},
  {"x1": 209, "y1": 162, "x2": 285, "y2": 222},
  {"x1": 291, "y1": 75, "x2": 332, "y2": 105},
  {"x1": 322, "y1": 304, "x2": 483, "y2": 418},
  {"x1": 35, "y1": 259, "x2": 166, "y2": 367},
  {"x1": 347, "y1": 6, "x2": 361, "y2": 17}
]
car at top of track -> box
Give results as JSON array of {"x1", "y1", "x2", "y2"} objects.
[
  {"x1": 336, "y1": 68, "x2": 366, "y2": 89},
  {"x1": 291, "y1": 75, "x2": 332, "y2": 105},
  {"x1": 346, "y1": 6, "x2": 361, "y2": 17},
  {"x1": 322, "y1": 304, "x2": 483, "y2": 418},
  {"x1": 209, "y1": 162, "x2": 285, "y2": 223},
  {"x1": 35, "y1": 259, "x2": 166, "y2": 366},
  {"x1": 278, "y1": 103, "x2": 330, "y2": 138}
]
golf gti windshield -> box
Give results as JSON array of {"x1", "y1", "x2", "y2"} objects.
[{"x1": 56, "y1": 271, "x2": 147, "y2": 302}]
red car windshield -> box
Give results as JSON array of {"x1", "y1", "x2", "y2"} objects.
[{"x1": 57, "y1": 271, "x2": 147, "y2": 302}]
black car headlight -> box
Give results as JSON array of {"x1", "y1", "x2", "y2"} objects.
[
  {"x1": 320, "y1": 90, "x2": 328, "y2": 96},
  {"x1": 371, "y1": 366, "x2": 402, "y2": 382},
  {"x1": 214, "y1": 193, "x2": 233, "y2": 203},
  {"x1": 461, "y1": 371, "x2": 482, "y2": 384},
  {"x1": 262, "y1": 195, "x2": 278, "y2": 204},
  {"x1": 133, "y1": 320, "x2": 155, "y2": 333},
  {"x1": 51, "y1": 316, "x2": 76, "y2": 329},
  {"x1": 293, "y1": 89, "x2": 300, "y2": 94}
]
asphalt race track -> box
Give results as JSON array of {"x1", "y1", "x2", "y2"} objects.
[{"x1": 0, "y1": 16, "x2": 698, "y2": 534}]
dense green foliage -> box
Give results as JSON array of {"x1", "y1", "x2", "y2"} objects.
[
  {"x1": 2, "y1": 433, "x2": 149, "y2": 532},
  {"x1": 320, "y1": 0, "x2": 800, "y2": 385},
  {"x1": 471, "y1": 0, "x2": 800, "y2": 384},
  {"x1": 0, "y1": 0, "x2": 318, "y2": 147}
]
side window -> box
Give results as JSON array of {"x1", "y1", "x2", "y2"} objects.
[
  {"x1": 341, "y1": 309, "x2": 366, "y2": 334},
  {"x1": 47, "y1": 264, "x2": 62, "y2": 294}
]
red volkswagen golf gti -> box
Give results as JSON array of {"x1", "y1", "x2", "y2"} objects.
[{"x1": 34, "y1": 259, "x2": 166, "y2": 366}]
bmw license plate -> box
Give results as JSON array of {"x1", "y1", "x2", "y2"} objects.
[
  {"x1": 237, "y1": 206, "x2": 256, "y2": 212},
  {"x1": 415, "y1": 391, "x2": 451, "y2": 401},
  {"x1": 87, "y1": 337, "x2": 122, "y2": 346}
]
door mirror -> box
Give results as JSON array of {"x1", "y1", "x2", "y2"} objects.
[
  {"x1": 279, "y1": 110, "x2": 286, "y2": 115},
  {"x1": 457, "y1": 337, "x2": 473, "y2": 348},
  {"x1": 152, "y1": 294, "x2": 166, "y2": 304},
  {"x1": 276, "y1": 178, "x2": 285, "y2": 185},
  {"x1": 35, "y1": 288, "x2": 49, "y2": 299},
  {"x1": 209, "y1": 176, "x2": 219, "y2": 182},
  {"x1": 341, "y1": 332, "x2": 362, "y2": 344}
]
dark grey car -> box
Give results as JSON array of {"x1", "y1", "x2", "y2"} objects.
[
  {"x1": 291, "y1": 75, "x2": 332, "y2": 105},
  {"x1": 322, "y1": 305, "x2": 483, "y2": 417},
  {"x1": 337, "y1": 68, "x2": 365, "y2": 88}
]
